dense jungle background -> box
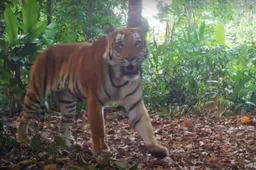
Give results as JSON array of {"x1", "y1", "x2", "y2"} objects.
[{"x1": 0, "y1": 0, "x2": 256, "y2": 169}]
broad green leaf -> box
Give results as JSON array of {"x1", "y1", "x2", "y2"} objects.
[
  {"x1": 27, "y1": 21, "x2": 47, "y2": 42},
  {"x1": 22, "y1": 0, "x2": 38, "y2": 33},
  {"x1": 4, "y1": 8, "x2": 18, "y2": 46},
  {"x1": 213, "y1": 21, "x2": 225, "y2": 45}
]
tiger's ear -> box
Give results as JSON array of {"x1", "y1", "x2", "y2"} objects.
[{"x1": 102, "y1": 23, "x2": 115, "y2": 34}]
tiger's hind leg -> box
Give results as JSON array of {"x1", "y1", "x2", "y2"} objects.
[
  {"x1": 56, "y1": 90, "x2": 77, "y2": 146},
  {"x1": 17, "y1": 92, "x2": 46, "y2": 143}
]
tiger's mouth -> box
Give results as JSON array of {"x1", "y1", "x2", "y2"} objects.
[{"x1": 121, "y1": 65, "x2": 139, "y2": 76}]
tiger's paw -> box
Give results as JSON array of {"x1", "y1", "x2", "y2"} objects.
[
  {"x1": 92, "y1": 142, "x2": 110, "y2": 154},
  {"x1": 146, "y1": 144, "x2": 169, "y2": 159},
  {"x1": 17, "y1": 122, "x2": 29, "y2": 144},
  {"x1": 17, "y1": 134, "x2": 29, "y2": 144}
]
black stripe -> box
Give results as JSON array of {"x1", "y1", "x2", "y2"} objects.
[
  {"x1": 69, "y1": 108, "x2": 76, "y2": 113},
  {"x1": 77, "y1": 97, "x2": 83, "y2": 102},
  {"x1": 23, "y1": 112, "x2": 36, "y2": 119},
  {"x1": 131, "y1": 116, "x2": 142, "y2": 128},
  {"x1": 24, "y1": 104, "x2": 36, "y2": 111},
  {"x1": 127, "y1": 98, "x2": 142, "y2": 113},
  {"x1": 27, "y1": 94, "x2": 40, "y2": 104},
  {"x1": 97, "y1": 97, "x2": 104, "y2": 106},
  {"x1": 68, "y1": 89, "x2": 78, "y2": 99},
  {"x1": 104, "y1": 88, "x2": 111, "y2": 99},
  {"x1": 62, "y1": 114, "x2": 74, "y2": 119},
  {"x1": 108, "y1": 66, "x2": 129, "y2": 88},
  {"x1": 65, "y1": 104, "x2": 76, "y2": 109},
  {"x1": 25, "y1": 95, "x2": 40, "y2": 109},
  {"x1": 58, "y1": 99, "x2": 74, "y2": 104},
  {"x1": 74, "y1": 81, "x2": 81, "y2": 96},
  {"x1": 109, "y1": 51, "x2": 113, "y2": 60},
  {"x1": 100, "y1": 64, "x2": 111, "y2": 99},
  {"x1": 74, "y1": 81, "x2": 87, "y2": 99},
  {"x1": 124, "y1": 84, "x2": 140, "y2": 99},
  {"x1": 120, "y1": 106, "x2": 128, "y2": 114}
]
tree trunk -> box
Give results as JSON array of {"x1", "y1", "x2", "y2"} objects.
[
  {"x1": 127, "y1": 0, "x2": 142, "y2": 28},
  {"x1": 47, "y1": 0, "x2": 53, "y2": 25}
]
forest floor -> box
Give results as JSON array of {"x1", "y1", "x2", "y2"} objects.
[{"x1": 0, "y1": 108, "x2": 256, "y2": 170}]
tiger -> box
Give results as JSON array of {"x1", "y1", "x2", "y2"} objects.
[{"x1": 17, "y1": 24, "x2": 169, "y2": 159}]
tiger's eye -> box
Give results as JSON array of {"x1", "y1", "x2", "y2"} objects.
[
  {"x1": 116, "y1": 41, "x2": 123, "y2": 48},
  {"x1": 135, "y1": 40, "x2": 142, "y2": 47}
]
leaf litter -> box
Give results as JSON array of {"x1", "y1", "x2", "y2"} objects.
[{"x1": 0, "y1": 109, "x2": 256, "y2": 170}]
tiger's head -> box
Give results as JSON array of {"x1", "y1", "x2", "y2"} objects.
[{"x1": 103, "y1": 24, "x2": 149, "y2": 81}]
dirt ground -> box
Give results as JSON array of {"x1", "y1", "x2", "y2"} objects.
[{"x1": 0, "y1": 109, "x2": 256, "y2": 170}]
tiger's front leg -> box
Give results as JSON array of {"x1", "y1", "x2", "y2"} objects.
[
  {"x1": 86, "y1": 95, "x2": 109, "y2": 153},
  {"x1": 124, "y1": 99, "x2": 169, "y2": 159}
]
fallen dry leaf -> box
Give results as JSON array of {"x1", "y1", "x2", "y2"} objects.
[
  {"x1": 1, "y1": 110, "x2": 256, "y2": 169},
  {"x1": 239, "y1": 115, "x2": 250, "y2": 124},
  {"x1": 183, "y1": 119, "x2": 190, "y2": 127},
  {"x1": 44, "y1": 164, "x2": 57, "y2": 170}
]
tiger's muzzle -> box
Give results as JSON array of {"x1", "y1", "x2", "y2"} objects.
[
  {"x1": 120, "y1": 57, "x2": 142, "y2": 80},
  {"x1": 121, "y1": 64, "x2": 139, "y2": 76}
]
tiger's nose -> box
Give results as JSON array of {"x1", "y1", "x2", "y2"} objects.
[{"x1": 125, "y1": 57, "x2": 135, "y2": 62}]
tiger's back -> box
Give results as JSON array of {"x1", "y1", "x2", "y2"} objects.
[{"x1": 28, "y1": 43, "x2": 90, "y2": 95}]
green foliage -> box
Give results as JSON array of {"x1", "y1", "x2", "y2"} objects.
[
  {"x1": 4, "y1": 8, "x2": 18, "y2": 46},
  {"x1": 27, "y1": 21, "x2": 47, "y2": 42},
  {"x1": 214, "y1": 21, "x2": 225, "y2": 45},
  {"x1": 143, "y1": 0, "x2": 256, "y2": 114},
  {"x1": 0, "y1": 0, "x2": 48, "y2": 112},
  {"x1": 53, "y1": 0, "x2": 127, "y2": 43},
  {"x1": 22, "y1": 0, "x2": 38, "y2": 33}
]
